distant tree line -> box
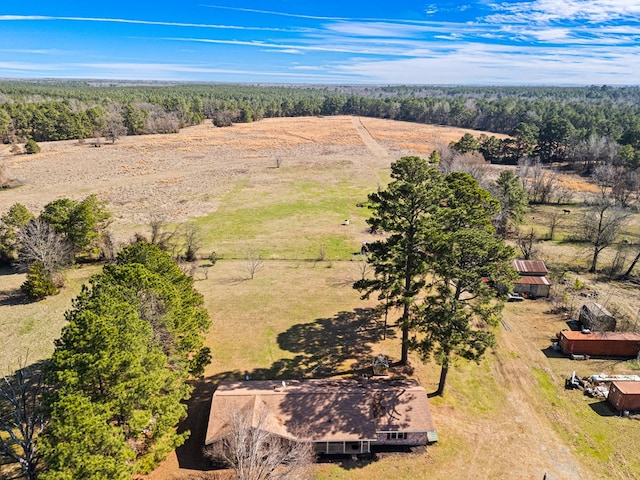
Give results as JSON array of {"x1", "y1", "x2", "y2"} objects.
[{"x1": 1, "y1": 82, "x2": 640, "y2": 168}]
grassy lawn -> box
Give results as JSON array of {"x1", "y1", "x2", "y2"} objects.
[
  {"x1": 193, "y1": 179, "x2": 373, "y2": 260},
  {"x1": 0, "y1": 265, "x2": 100, "y2": 372}
]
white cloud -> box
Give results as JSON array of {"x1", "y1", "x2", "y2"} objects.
[
  {"x1": 487, "y1": 0, "x2": 640, "y2": 23},
  {"x1": 260, "y1": 49, "x2": 303, "y2": 54},
  {"x1": 0, "y1": 61, "x2": 65, "y2": 71},
  {"x1": 0, "y1": 48, "x2": 60, "y2": 55},
  {"x1": 324, "y1": 22, "x2": 432, "y2": 38},
  {"x1": 162, "y1": 36, "x2": 431, "y2": 57},
  {"x1": 0, "y1": 14, "x2": 307, "y2": 33},
  {"x1": 331, "y1": 42, "x2": 640, "y2": 85},
  {"x1": 425, "y1": 5, "x2": 439, "y2": 15}
]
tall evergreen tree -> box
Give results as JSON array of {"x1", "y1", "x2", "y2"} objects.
[
  {"x1": 493, "y1": 170, "x2": 528, "y2": 237},
  {"x1": 354, "y1": 156, "x2": 445, "y2": 365},
  {"x1": 413, "y1": 172, "x2": 517, "y2": 395},
  {"x1": 41, "y1": 243, "x2": 210, "y2": 476}
]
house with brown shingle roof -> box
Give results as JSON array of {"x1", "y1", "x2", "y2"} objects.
[
  {"x1": 205, "y1": 378, "x2": 438, "y2": 455},
  {"x1": 512, "y1": 259, "x2": 551, "y2": 298}
]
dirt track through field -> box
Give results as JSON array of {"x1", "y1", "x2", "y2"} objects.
[
  {"x1": 353, "y1": 117, "x2": 389, "y2": 160},
  {"x1": 490, "y1": 314, "x2": 587, "y2": 480}
]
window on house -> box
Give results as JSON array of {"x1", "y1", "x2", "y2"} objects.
[{"x1": 385, "y1": 432, "x2": 407, "y2": 440}]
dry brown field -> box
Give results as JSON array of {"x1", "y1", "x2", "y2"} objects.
[{"x1": 2, "y1": 116, "x2": 640, "y2": 480}]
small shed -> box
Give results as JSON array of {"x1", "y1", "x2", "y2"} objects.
[
  {"x1": 512, "y1": 260, "x2": 551, "y2": 298},
  {"x1": 579, "y1": 302, "x2": 616, "y2": 332},
  {"x1": 558, "y1": 331, "x2": 640, "y2": 358},
  {"x1": 608, "y1": 381, "x2": 640, "y2": 411}
]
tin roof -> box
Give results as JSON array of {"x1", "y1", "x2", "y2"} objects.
[
  {"x1": 580, "y1": 302, "x2": 613, "y2": 317},
  {"x1": 560, "y1": 331, "x2": 640, "y2": 342},
  {"x1": 611, "y1": 381, "x2": 640, "y2": 395},
  {"x1": 513, "y1": 260, "x2": 548, "y2": 275},
  {"x1": 514, "y1": 275, "x2": 552, "y2": 285},
  {"x1": 205, "y1": 378, "x2": 436, "y2": 445}
]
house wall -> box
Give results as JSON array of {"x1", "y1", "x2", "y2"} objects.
[
  {"x1": 534, "y1": 284, "x2": 551, "y2": 298},
  {"x1": 376, "y1": 432, "x2": 427, "y2": 446}
]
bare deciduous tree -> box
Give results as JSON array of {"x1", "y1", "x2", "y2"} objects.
[
  {"x1": 437, "y1": 147, "x2": 490, "y2": 187},
  {"x1": 147, "y1": 215, "x2": 181, "y2": 252},
  {"x1": 99, "y1": 231, "x2": 121, "y2": 263},
  {"x1": 205, "y1": 406, "x2": 313, "y2": 480},
  {"x1": 569, "y1": 134, "x2": 618, "y2": 174},
  {"x1": 515, "y1": 228, "x2": 539, "y2": 260},
  {"x1": 183, "y1": 223, "x2": 202, "y2": 261},
  {"x1": 519, "y1": 158, "x2": 558, "y2": 204},
  {"x1": 0, "y1": 358, "x2": 48, "y2": 480},
  {"x1": 353, "y1": 253, "x2": 371, "y2": 281},
  {"x1": 103, "y1": 104, "x2": 127, "y2": 144},
  {"x1": 546, "y1": 210, "x2": 563, "y2": 240},
  {"x1": 245, "y1": 251, "x2": 264, "y2": 280},
  {"x1": 0, "y1": 162, "x2": 21, "y2": 189},
  {"x1": 17, "y1": 218, "x2": 73, "y2": 273},
  {"x1": 592, "y1": 162, "x2": 640, "y2": 208},
  {"x1": 620, "y1": 236, "x2": 640, "y2": 280},
  {"x1": 580, "y1": 202, "x2": 629, "y2": 273}
]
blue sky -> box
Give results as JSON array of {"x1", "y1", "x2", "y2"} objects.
[{"x1": 0, "y1": 1, "x2": 638, "y2": 84}]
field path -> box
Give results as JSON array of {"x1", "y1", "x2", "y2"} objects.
[{"x1": 352, "y1": 116, "x2": 389, "y2": 160}]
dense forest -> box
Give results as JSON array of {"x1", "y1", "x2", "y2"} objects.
[{"x1": 1, "y1": 81, "x2": 640, "y2": 168}]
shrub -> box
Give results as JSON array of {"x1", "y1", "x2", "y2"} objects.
[
  {"x1": 24, "y1": 139, "x2": 41, "y2": 154},
  {"x1": 21, "y1": 262, "x2": 59, "y2": 300}
]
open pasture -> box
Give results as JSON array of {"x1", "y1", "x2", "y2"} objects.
[{"x1": 2, "y1": 116, "x2": 640, "y2": 479}]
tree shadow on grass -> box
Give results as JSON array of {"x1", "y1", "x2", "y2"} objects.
[
  {"x1": 0, "y1": 288, "x2": 30, "y2": 306},
  {"x1": 276, "y1": 307, "x2": 395, "y2": 378},
  {"x1": 176, "y1": 307, "x2": 396, "y2": 471}
]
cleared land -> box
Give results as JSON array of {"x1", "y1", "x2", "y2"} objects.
[{"x1": 1, "y1": 116, "x2": 640, "y2": 480}]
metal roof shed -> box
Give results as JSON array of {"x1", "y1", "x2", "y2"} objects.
[{"x1": 608, "y1": 382, "x2": 640, "y2": 411}]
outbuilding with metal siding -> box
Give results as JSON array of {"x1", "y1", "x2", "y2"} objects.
[
  {"x1": 559, "y1": 331, "x2": 640, "y2": 357},
  {"x1": 608, "y1": 381, "x2": 640, "y2": 411}
]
